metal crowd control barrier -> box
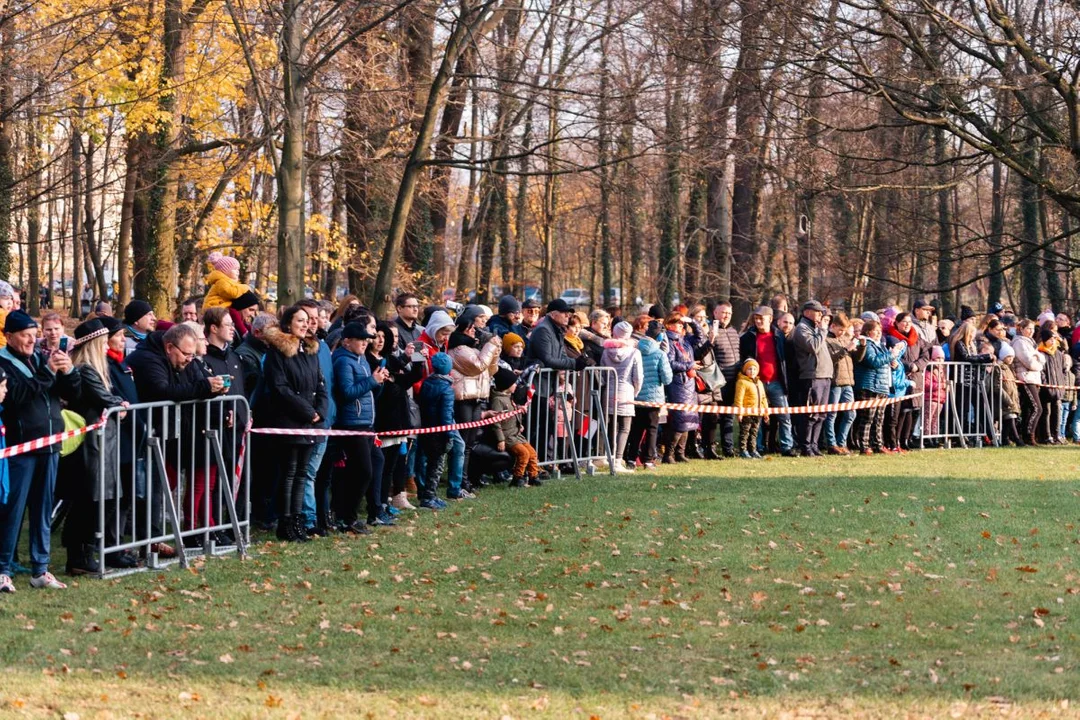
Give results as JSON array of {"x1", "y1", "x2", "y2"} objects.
[
  {"x1": 920, "y1": 360, "x2": 1001, "y2": 449},
  {"x1": 522, "y1": 366, "x2": 618, "y2": 478},
  {"x1": 93, "y1": 396, "x2": 251, "y2": 578}
]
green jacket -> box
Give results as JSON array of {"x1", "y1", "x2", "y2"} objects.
[{"x1": 489, "y1": 389, "x2": 526, "y2": 446}]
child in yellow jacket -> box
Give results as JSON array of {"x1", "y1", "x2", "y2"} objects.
[
  {"x1": 734, "y1": 358, "x2": 769, "y2": 459},
  {"x1": 203, "y1": 251, "x2": 250, "y2": 309}
]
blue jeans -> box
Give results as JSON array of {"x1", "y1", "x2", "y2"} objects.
[
  {"x1": 1068, "y1": 402, "x2": 1080, "y2": 442},
  {"x1": 0, "y1": 452, "x2": 59, "y2": 577},
  {"x1": 302, "y1": 439, "x2": 328, "y2": 528},
  {"x1": 446, "y1": 431, "x2": 464, "y2": 494},
  {"x1": 824, "y1": 385, "x2": 855, "y2": 448},
  {"x1": 1061, "y1": 401, "x2": 1076, "y2": 440},
  {"x1": 763, "y1": 381, "x2": 793, "y2": 451}
]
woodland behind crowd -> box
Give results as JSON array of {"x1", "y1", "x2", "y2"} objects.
[{"x1": 0, "y1": 0, "x2": 1076, "y2": 320}]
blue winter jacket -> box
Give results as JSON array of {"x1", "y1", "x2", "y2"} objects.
[
  {"x1": 332, "y1": 346, "x2": 381, "y2": 428},
  {"x1": 419, "y1": 373, "x2": 455, "y2": 427},
  {"x1": 317, "y1": 339, "x2": 337, "y2": 429},
  {"x1": 854, "y1": 339, "x2": 893, "y2": 395},
  {"x1": 885, "y1": 337, "x2": 913, "y2": 398},
  {"x1": 636, "y1": 336, "x2": 673, "y2": 403}
]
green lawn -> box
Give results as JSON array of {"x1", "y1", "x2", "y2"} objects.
[{"x1": 1, "y1": 448, "x2": 1079, "y2": 718}]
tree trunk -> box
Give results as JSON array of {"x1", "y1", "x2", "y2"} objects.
[
  {"x1": 84, "y1": 135, "x2": 109, "y2": 299},
  {"x1": 26, "y1": 115, "x2": 41, "y2": 316},
  {"x1": 597, "y1": 0, "x2": 613, "y2": 307},
  {"x1": 277, "y1": 0, "x2": 306, "y2": 308},
  {"x1": 372, "y1": 1, "x2": 506, "y2": 317},
  {"x1": 933, "y1": 126, "x2": 953, "y2": 317},
  {"x1": 1019, "y1": 140, "x2": 1042, "y2": 318},
  {"x1": 987, "y1": 155, "x2": 1005, "y2": 307},
  {"x1": 430, "y1": 43, "x2": 476, "y2": 273},
  {"x1": 0, "y1": 20, "x2": 13, "y2": 282},
  {"x1": 70, "y1": 130, "x2": 84, "y2": 318},
  {"x1": 729, "y1": 0, "x2": 764, "y2": 310},
  {"x1": 657, "y1": 49, "x2": 684, "y2": 308}
]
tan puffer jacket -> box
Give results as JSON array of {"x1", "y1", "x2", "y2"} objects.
[{"x1": 449, "y1": 335, "x2": 501, "y2": 401}]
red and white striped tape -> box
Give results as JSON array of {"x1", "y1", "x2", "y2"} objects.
[
  {"x1": 0, "y1": 414, "x2": 108, "y2": 460},
  {"x1": 250, "y1": 405, "x2": 528, "y2": 438},
  {"x1": 632, "y1": 394, "x2": 915, "y2": 417},
  {"x1": 1014, "y1": 379, "x2": 1080, "y2": 391}
]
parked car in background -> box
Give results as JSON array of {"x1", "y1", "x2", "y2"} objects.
[
  {"x1": 598, "y1": 287, "x2": 622, "y2": 307},
  {"x1": 559, "y1": 288, "x2": 591, "y2": 307},
  {"x1": 523, "y1": 285, "x2": 542, "y2": 304}
]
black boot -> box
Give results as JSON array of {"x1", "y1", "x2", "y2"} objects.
[
  {"x1": 684, "y1": 431, "x2": 702, "y2": 459},
  {"x1": 276, "y1": 516, "x2": 290, "y2": 540},
  {"x1": 509, "y1": 475, "x2": 526, "y2": 488},
  {"x1": 66, "y1": 545, "x2": 99, "y2": 576},
  {"x1": 290, "y1": 514, "x2": 310, "y2": 543}
]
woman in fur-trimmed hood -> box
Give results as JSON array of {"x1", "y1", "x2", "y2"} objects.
[{"x1": 259, "y1": 305, "x2": 328, "y2": 542}]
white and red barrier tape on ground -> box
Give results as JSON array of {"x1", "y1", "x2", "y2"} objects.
[
  {"x1": 0, "y1": 415, "x2": 108, "y2": 460},
  {"x1": 249, "y1": 404, "x2": 529, "y2": 438},
  {"x1": 632, "y1": 394, "x2": 917, "y2": 417}
]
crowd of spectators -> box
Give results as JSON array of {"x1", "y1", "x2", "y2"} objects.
[{"x1": 1, "y1": 273, "x2": 1078, "y2": 593}]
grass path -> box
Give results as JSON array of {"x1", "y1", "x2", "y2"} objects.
[{"x1": 1, "y1": 447, "x2": 1079, "y2": 718}]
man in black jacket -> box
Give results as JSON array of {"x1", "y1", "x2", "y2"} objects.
[
  {"x1": 392, "y1": 293, "x2": 424, "y2": 352},
  {"x1": 203, "y1": 307, "x2": 250, "y2": 530},
  {"x1": 127, "y1": 324, "x2": 225, "y2": 538},
  {"x1": 235, "y1": 313, "x2": 276, "y2": 400},
  {"x1": 127, "y1": 324, "x2": 224, "y2": 402},
  {"x1": 0, "y1": 310, "x2": 81, "y2": 590},
  {"x1": 524, "y1": 299, "x2": 588, "y2": 467},
  {"x1": 526, "y1": 299, "x2": 586, "y2": 371},
  {"x1": 487, "y1": 295, "x2": 526, "y2": 339}
]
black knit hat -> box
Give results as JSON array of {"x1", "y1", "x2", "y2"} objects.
[
  {"x1": 494, "y1": 366, "x2": 518, "y2": 391},
  {"x1": 231, "y1": 291, "x2": 260, "y2": 311},
  {"x1": 3, "y1": 310, "x2": 36, "y2": 333},
  {"x1": 498, "y1": 294, "x2": 522, "y2": 315},
  {"x1": 124, "y1": 299, "x2": 153, "y2": 326}
]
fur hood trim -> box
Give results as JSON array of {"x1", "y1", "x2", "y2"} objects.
[{"x1": 264, "y1": 326, "x2": 319, "y2": 357}]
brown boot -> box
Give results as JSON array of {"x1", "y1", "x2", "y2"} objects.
[{"x1": 405, "y1": 476, "x2": 418, "y2": 495}]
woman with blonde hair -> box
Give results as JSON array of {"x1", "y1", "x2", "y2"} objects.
[{"x1": 61, "y1": 319, "x2": 130, "y2": 574}]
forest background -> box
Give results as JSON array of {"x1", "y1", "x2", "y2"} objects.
[{"x1": 0, "y1": 0, "x2": 1076, "y2": 320}]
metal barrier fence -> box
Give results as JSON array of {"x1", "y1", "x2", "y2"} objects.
[
  {"x1": 522, "y1": 366, "x2": 618, "y2": 478},
  {"x1": 85, "y1": 396, "x2": 251, "y2": 578},
  {"x1": 920, "y1": 360, "x2": 1002, "y2": 448}
]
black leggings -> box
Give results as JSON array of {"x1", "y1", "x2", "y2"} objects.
[
  {"x1": 333, "y1": 434, "x2": 375, "y2": 525},
  {"x1": 626, "y1": 407, "x2": 659, "y2": 463},
  {"x1": 1020, "y1": 383, "x2": 1043, "y2": 438},
  {"x1": 277, "y1": 444, "x2": 315, "y2": 517}
]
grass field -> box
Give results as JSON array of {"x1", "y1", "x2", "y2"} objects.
[{"x1": 1, "y1": 447, "x2": 1079, "y2": 718}]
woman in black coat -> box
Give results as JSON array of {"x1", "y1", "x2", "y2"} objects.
[
  {"x1": 370, "y1": 321, "x2": 422, "y2": 512},
  {"x1": 259, "y1": 305, "x2": 328, "y2": 542},
  {"x1": 61, "y1": 319, "x2": 131, "y2": 574}
]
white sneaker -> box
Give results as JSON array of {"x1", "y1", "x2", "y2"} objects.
[
  {"x1": 391, "y1": 492, "x2": 416, "y2": 511},
  {"x1": 29, "y1": 572, "x2": 67, "y2": 590},
  {"x1": 0, "y1": 574, "x2": 14, "y2": 593},
  {"x1": 612, "y1": 459, "x2": 635, "y2": 474}
]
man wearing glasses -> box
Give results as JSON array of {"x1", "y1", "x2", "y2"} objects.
[
  {"x1": 393, "y1": 293, "x2": 424, "y2": 352},
  {"x1": 127, "y1": 323, "x2": 225, "y2": 402}
]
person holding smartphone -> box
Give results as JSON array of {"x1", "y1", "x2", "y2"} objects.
[
  {"x1": 35, "y1": 313, "x2": 69, "y2": 358},
  {"x1": 202, "y1": 307, "x2": 248, "y2": 540}
]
